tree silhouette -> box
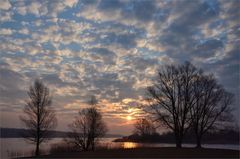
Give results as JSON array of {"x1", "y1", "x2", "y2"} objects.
[
  {"x1": 20, "y1": 79, "x2": 57, "y2": 156},
  {"x1": 68, "y1": 97, "x2": 107, "y2": 151},
  {"x1": 145, "y1": 62, "x2": 200, "y2": 148},
  {"x1": 134, "y1": 118, "x2": 156, "y2": 136},
  {"x1": 191, "y1": 74, "x2": 234, "y2": 148},
  {"x1": 144, "y1": 62, "x2": 234, "y2": 148}
]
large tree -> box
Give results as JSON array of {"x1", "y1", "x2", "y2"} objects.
[
  {"x1": 68, "y1": 98, "x2": 107, "y2": 151},
  {"x1": 191, "y1": 74, "x2": 234, "y2": 148},
  {"x1": 145, "y1": 62, "x2": 200, "y2": 148},
  {"x1": 20, "y1": 79, "x2": 57, "y2": 156}
]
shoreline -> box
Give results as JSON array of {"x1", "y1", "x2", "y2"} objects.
[{"x1": 112, "y1": 138, "x2": 240, "y2": 145}]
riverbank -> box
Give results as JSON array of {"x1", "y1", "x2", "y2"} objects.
[
  {"x1": 22, "y1": 147, "x2": 239, "y2": 158},
  {"x1": 113, "y1": 137, "x2": 240, "y2": 145},
  {"x1": 112, "y1": 130, "x2": 240, "y2": 144}
]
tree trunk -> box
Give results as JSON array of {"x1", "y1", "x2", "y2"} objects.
[
  {"x1": 176, "y1": 139, "x2": 182, "y2": 148},
  {"x1": 86, "y1": 139, "x2": 90, "y2": 151},
  {"x1": 35, "y1": 140, "x2": 39, "y2": 156},
  {"x1": 35, "y1": 125, "x2": 40, "y2": 156},
  {"x1": 92, "y1": 140, "x2": 95, "y2": 151},
  {"x1": 196, "y1": 135, "x2": 202, "y2": 148},
  {"x1": 175, "y1": 133, "x2": 182, "y2": 148}
]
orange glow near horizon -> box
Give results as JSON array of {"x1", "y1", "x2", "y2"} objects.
[{"x1": 123, "y1": 142, "x2": 137, "y2": 149}]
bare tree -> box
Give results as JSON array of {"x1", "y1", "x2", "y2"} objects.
[
  {"x1": 145, "y1": 62, "x2": 200, "y2": 148},
  {"x1": 134, "y1": 118, "x2": 156, "y2": 136},
  {"x1": 191, "y1": 74, "x2": 234, "y2": 148},
  {"x1": 20, "y1": 79, "x2": 57, "y2": 156},
  {"x1": 68, "y1": 108, "x2": 92, "y2": 151},
  {"x1": 68, "y1": 106, "x2": 107, "y2": 151}
]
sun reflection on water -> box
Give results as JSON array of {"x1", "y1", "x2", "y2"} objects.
[{"x1": 123, "y1": 142, "x2": 137, "y2": 149}]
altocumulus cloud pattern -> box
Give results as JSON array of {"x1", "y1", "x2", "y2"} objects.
[{"x1": 0, "y1": 0, "x2": 239, "y2": 134}]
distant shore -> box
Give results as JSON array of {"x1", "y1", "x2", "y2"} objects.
[
  {"x1": 22, "y1": 147, "x2": 240, "y2": 158},
  {"x1": 112, "y1": 130, "x2": 240, "y2": 145},
  {"x1": 112, "y1": 137, "x2": 240, "y2": 145},
  {"x1": 0, "y1": 127, "x2": 122, "y2": 138}
]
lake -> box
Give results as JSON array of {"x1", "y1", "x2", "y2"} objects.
[{"x1": 0, "y1": 138, "x2": 239, "y2": 159}]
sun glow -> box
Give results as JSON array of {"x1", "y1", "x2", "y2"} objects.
[
  {"x1": 126, "y1": 115, "x2": 132, "y2": 121},
  {"x1": 123, "y1": 142, "x2": 137, "y2": 149}
]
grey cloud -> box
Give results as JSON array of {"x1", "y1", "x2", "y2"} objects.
[
  {"x1": 41, "y1": 73, "x2": 65, "y2": 86},
  {"x1": 98, "y1": 0, "x2": 123, "y2": 11},
  {"x1": 0, "y1": 0, "x2": 239, "y2": 128},
  {"x1": 124, "y1": 55, "x2": 159, "y2": 71},
  {"x1": 159, "y1": 0, "x2": 220, "y2": 47},
  {"x1": 195, "y1": 39, "x2": 224, "y2": 57},
  {"x1": 121, "y1": 0, "x2": 157, "y2": 22},
  {"x1": 116, "y1": 34, "x2": 138, "y2": 49},
  {"x1": 89, "y1": 47, "x2": 117, "y2": 65},
  {"x1": 0, "y1": 68, "x2": 27, "y2": 104},
  {"x1": 219, "y1": 0, "x2": 240, "y2": 25},
  {"x1": 80, "y1": 0, "x2": 98, "y2": 5},
  {"x1": 94, "y1": 31, "x2": 140, "y2": 49}
]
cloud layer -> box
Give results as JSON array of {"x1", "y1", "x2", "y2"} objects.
[{"x1": 0, "y1": 0, "x2": 239, "y2": 134}]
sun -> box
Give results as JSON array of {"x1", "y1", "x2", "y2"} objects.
[{"x1": 126, "y1": 115, "x2": 132, "y2": 121}]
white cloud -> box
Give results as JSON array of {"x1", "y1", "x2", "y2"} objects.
[
  {"x1": 0, "y1": 28, "x2": 13, "y2": 35},
  {"x1": 28, "y1": 1, "x2": 42, "y2": 16},
  {"x1": 18, "y1": 28, "x2": 29, "y2": 35},
  {"x1": 62, "y1": 0, "x2": 78, "y2": 8},
  {"x1": 0, "y1": 0, "x2": 11, "y2": 10}
]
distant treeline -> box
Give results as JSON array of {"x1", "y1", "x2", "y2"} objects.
[
  {"x1": 0, "y1": 128, "x2": 122, "y2": 138},
  {"x1": 114, "y1": 129, "x2": 240, "y2": 145}
]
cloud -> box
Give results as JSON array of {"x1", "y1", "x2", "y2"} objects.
[
  {"x1": 62, "y1": 0, "x2": 78, "y2": 8},
  {"x1": 0, "y1": 28, "x2": 13, "y2": 35},
  {"x1": 195, "y1": 39, "x2": 224, "y2": 57},
  {"x1": 0, "y1": 0, "x2": 11, "y2": 10},
  {"x1": 27, "y1": 1, "x2": 43, "y2": 16},
  {"x1": 121, "y1": 0, "x2": 157, "y2": 22},
  {"x1": 0, "y1": 67, "x2": 27, "y2": 105},
  {"x1": 0, "y1": 11, "x2": 12, "y2": 22},
  {"x1": 0, "y1": 0, "x2": 239, "y2": 133},
  {"x1": 88, "y1": 47, "x2": 117, "y2": 65}
]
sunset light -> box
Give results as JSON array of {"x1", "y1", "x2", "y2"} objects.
[
  {"x1": 123, "y1": 142, "x2": 137, "y2": 149},
  {"x1": 0, "y1": 0, "x2": 239, "y2": 158},
  {"x1": 126, "y1": 116, "x2": 132, "y2": 121}
]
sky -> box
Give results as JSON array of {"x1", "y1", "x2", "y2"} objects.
[{"x1": 0, "y1": 0, "x2": 239, "y2": 135}]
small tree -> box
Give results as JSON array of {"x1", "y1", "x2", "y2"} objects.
[
  {"x1": 20, "y1": 79, "x2": 57, "y2": 156},
  {"x1": 68, "y1": 99, "x2": 107, "y2": 151},
  {"x1": 145, "y1": 62, "x2": 199, "y2": 148},
  {"x1": 191, "y1": 74, "x2": 234, "y2": 148},
  {"x1": 134, "y1": 119, "x2": 156, "y2": 136}
]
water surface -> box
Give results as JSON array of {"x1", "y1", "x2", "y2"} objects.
[{"x1": 1, "y1": 138, "x2": 239, "y2": 159}]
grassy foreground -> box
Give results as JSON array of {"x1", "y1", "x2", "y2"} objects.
[{"x1": 24, "y1": 147, "x2": 239, "y2": 158}]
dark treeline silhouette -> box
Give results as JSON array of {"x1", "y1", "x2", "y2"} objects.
[
  {"x1": 144, "y1": 62, "x2": 234, "y2": 148},
  {"x1": 0, "y1": 128, "x2": 73, "y2": 138},
  {"x1": 0, "y1": 127, "x2": 120, "y2": 138},
  {"x1": 114, "y1": 127, "x2": 239, "y2": 145}
]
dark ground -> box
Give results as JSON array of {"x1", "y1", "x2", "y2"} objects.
[{"x1": 22, "y1": 147, "x2": 239, "y2": 158}]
